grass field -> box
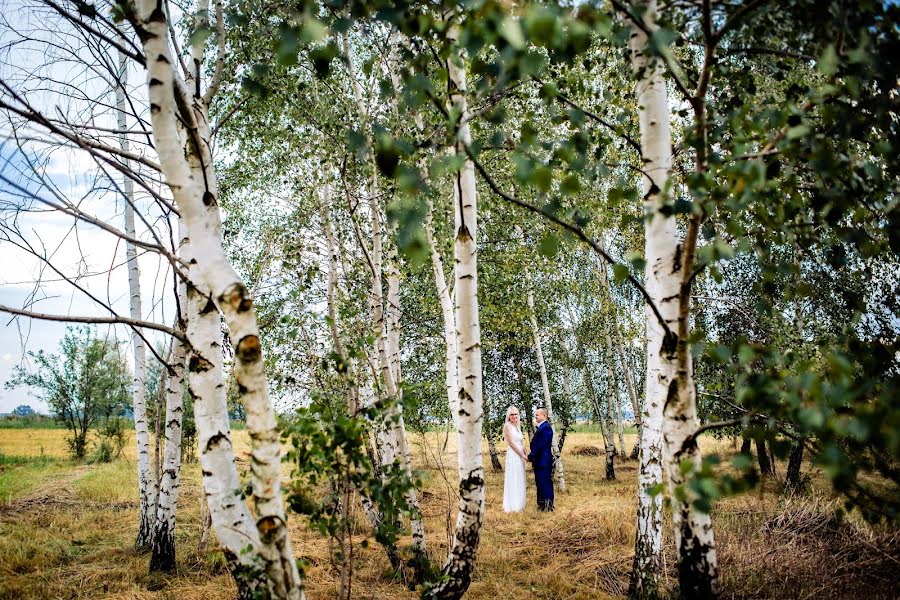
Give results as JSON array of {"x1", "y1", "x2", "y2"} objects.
[{"x1": 0, "y1": 428, "x2": 897, "y2": 599}]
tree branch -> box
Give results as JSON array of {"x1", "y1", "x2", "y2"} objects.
[
  {"x1": 0, "y1": 304, "x2": 188, "y2": 343},
  {"x1": 463, "y1": 143, "x2": 672, "y2": 338}
]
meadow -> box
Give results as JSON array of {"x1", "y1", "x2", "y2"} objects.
[{"x1": 0, "y1": 428, "x2": 897, "y2": 599}]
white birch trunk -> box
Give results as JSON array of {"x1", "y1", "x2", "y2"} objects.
[
  {"x1": 425, "y1": 26, "x2": 484, "y2": 599},
  {"x1": 150, "y1": 312, "x2": 186, "y2": 572},
  {"x1": 628, "y1": 2, "x2": 718, "y2": 596},
  {"x1": 527, "y1": 290, "x2": 565, "y2": 492},
  {"x1": 117, "y1": 48, "x2": 154, "y2": 551},
  {"x1": 131, "y1": 4, "x2": 301, "y2": 596},
  {"x1": 342, "y1": 29, "x2": 426, "y2": 568},
  {"x1": 425, "y1": 205, "x2": 459, "y2": 430},
  {"x1": 599, "y1": 262, "x2": 642, "y2": 458},
  {"x1": 627, "y1": 3, "x2": 670, "y2": 593}
]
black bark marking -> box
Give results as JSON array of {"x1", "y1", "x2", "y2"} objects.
[
  {"x1": 256, "y1": 515, "x2": 285, "y2": 543},
  {"x1": 200, "y1": 297, "x2": 217, "y2": 315},
  {"x1": 661, "y1": 330, "x2": 678, "y2": 357},
  {"x1": 678, "y1": 521, "x2": 718, "y2": 599},
  {"x1": 205, "y1": 431, "x2": 231, "y2": 453},
  {"x1": 672, "y1": 243, "x2": 683, "y2": 273},
  {"x1": 149, "y1": 520, "x2": 175, "y2": 573},
  {"x1": 236, "y1": 335, "x2": 262, "y2": 363},
  {"x1": 189, "y1": 353, "x2": 213, "y2": 373},
  {"x1": 203, "y1": 190, "x2": 216, "y2": 206},
  {"x1": 149, "y1": 103, "x2": 160, "y2": 114},
  {"x1": 219, "y1": 283, "x2": 253, "y2": 313},
  {"x1": 148, "y1": 78, "x2": 163, "y2": 87},
  {"x1": 148, "y1": 6, "x2": 166, "y2": 24},
  {"x1": 663, "y1": 379, "x2": 679, "y2": 413}
]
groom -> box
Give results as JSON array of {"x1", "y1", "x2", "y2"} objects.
[{"x1": 527, "y1": 407, "x2": 554, "y2": 512}]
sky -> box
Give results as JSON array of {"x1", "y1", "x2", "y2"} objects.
[
  {"x1": 0, "y1": 123, "x2": 175, "y2": 414},
  {"x1": 0, "y1": 2, "x2": 185, "y2": 414}
]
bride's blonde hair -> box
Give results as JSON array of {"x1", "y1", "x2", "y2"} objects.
[{"x1": 505, "y1": 405, "x2": 521, "y2": 429}]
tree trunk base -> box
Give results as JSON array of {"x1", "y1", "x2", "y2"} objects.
[
  {"x1": 135, "y1": 512, "x2": 154, "y2": 552},
  {"x1": 149, "y1": 523, "x2": 176, "y2": 573},
  {"x1": 605, "y1": 453, "x2": 616, "y2": 480}
]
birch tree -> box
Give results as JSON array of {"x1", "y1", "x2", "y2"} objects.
[
  {"x1": 423, "y1": 21, "x2": 485, "y2": 599},
  {"x1": 122, "y1": 1, "x2": 303, "y2": 595},
  {"x1": 340, "y1": 27, "x2": 427, "y2": 574},
  {"x1": 115, "y1": 48, "x2": 155, "y2": 551},
  {"x1": 527, "y1": 289, "x2": 565, "y2": 491},
  {"x1": 625, "y1": 1, "x2": 677, "y2": 595}
]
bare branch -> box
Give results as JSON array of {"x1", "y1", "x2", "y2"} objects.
[
  {"x1": 0, "y1": 303, "x2": 188, "y2": 343},
  {"x1": 463, "y1": 143, "x2": 673, "y2": 338}
]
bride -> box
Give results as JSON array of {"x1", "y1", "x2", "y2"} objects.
[{"x1": 502, "y1": 405, "x2": 528, "y2": 513}]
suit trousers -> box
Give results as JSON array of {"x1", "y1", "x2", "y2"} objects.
[{"x1": 534, "y1": 465, "x2": 554, "y2": 511}]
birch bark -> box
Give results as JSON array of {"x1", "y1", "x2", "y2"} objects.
[
  {"x1": 150, "y1": 313, "x2": 186, "y2": 572},
  {"x1": 627, "y1": 3, "x2": 670, "y2": 594},
  {"x1": 527, "y1": 290, "x2": 565, "y2": 491},
  {"x1": 424, "y1": 24, "x2": 485, "y2": 599},
  {"x1": 129, "y1": 2, "x2": 301, "y2": 596},
  {"x1": 341, "y1": 28, "x2": 427, "y2": 572},
  {"x1": 425, "y1": 205, "x2": 459, "y2": 430},
  {"x1": 628, "y1": 1, "x2": 718, "y2": 596},
  {"x1": 116, "y1": 49, "x2": 154, "y2": 551}
]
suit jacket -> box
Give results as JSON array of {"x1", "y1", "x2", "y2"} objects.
[{"x1": 528, "y1": 421, "x2": 554, "y2": 469}]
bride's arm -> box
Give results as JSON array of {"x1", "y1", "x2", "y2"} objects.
[{"x1": 504, "y1": 424, "x2": 528, "y2": 460}]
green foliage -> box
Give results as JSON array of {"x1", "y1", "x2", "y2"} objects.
[
  {"x1": 282, "y1": 393, "x2": 418, "y2": 551},
  {"x1": 4, "y1": 327, "x2": 130, "y2": 460},
  {"x1": 214, "y1": 0, "x2": 898, "y2": 530},
  {"x1": 88, "y1": 416, "x2": 129, "y2": 464}
]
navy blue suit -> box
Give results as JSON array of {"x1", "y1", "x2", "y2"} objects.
[{"x1": 528, "y1": 420, "x2": 555, "y2": 511}]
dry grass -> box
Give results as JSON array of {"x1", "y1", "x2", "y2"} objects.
[{"x1": 0, "y1": 429, "x2": 897, "y2": 600}]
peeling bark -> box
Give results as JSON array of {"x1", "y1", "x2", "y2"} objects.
[{"x1": 129, "y1": 3, "x2": 301, "y2": 596}]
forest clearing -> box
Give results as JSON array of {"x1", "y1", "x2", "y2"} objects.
[
  {"x1": 1, "y1": 428, "x2": 897, "y2": 599},
  {"x1": 1, "y1": 0, "x2": 898, "y2": 599}
]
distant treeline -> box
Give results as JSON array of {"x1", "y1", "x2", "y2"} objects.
[
  {"x1": 0, "y1": 414, "x2": 66, "y2": 429},
  {"x1": 0, "y1": 414, "x2": 248, "y2": 430}
]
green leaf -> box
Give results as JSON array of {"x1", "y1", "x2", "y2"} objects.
[
  {"x1": 524, "y1": 6, "x2": 559, "y2": 47},
  {"x1": 309, "y1": 43, "x2": 339, "y2": 79},
  {"x1": 612, "y1": 263, "x2": 629, "y2": 283},
  {"x1": 625, "y1": 251, "x2": 646, "y2": 272},
  {"x1": 731, "y1": 453, "x2": 753, "y2": 471},
  {"x1": 786, "y1": 124, "x2": 810, "y2": 141},
  {"x1": 817, "y1": 44, "x2": 838, "y2": 77},
  {"x1": 300, "y1": 17, "x2": 328, "y2": 44},
  {"x1": 499, "y1": 17, "x2": 525, "y2": 49},
  {"x1": 538, "y1": 232, "x2": 559, "y2": 257},
  {"x1": 188, "y1": 25, "x2": 215, "y2": 48}
]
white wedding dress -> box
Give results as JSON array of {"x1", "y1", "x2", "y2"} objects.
[{"x1": 503, "y1": 424, "x2": 527, "y2": 513}]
